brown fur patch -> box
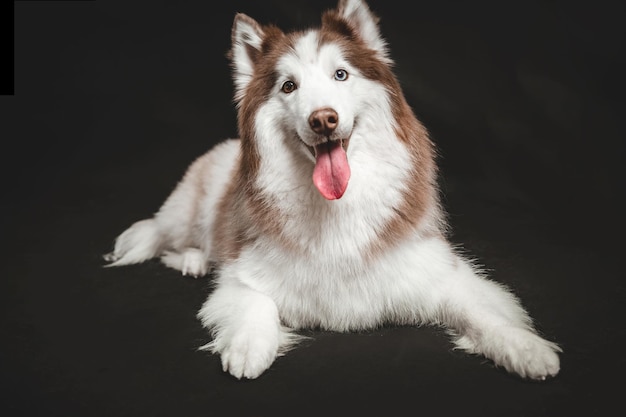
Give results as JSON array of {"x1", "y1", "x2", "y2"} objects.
[{"x1": 216, "y1": 23, "x2": 302, "y2": 261}]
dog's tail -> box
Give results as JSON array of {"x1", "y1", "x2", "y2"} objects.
[{"x1": 103, "y1": 219, "x2": 163, "y2": 267}]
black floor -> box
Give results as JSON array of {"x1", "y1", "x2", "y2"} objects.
[{"x1": 2, "y1": 1, "x2": 624, "y2": 416}]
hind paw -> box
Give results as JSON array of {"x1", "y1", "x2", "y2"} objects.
[
  {"x1": 162, "y1": 248, "x2": 208, "y2": 277},
  {"x1": 103, "y1": 252, "x2": 119, "y2": 263},
  {"x1": 181, "y1": 248, "x2": 207, "y2": 277},
  {"x1": 103, "y1": 219, "x2": 161, "y2": 267}
]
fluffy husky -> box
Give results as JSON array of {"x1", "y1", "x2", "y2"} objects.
[{"x1": 105, "y1": 0, "x2": 561, "y2": 380}]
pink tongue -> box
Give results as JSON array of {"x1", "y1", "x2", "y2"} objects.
[{"x1": 312, "y1": 141, "x2": 351, "y2": 200}]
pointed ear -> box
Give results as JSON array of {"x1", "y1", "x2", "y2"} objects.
[
  {"x1": 230, "y1": 13, "x2": 265, "y2": 102},
  {"x1": 337, "y1": 0, "x2": 390, "y2": 63}
]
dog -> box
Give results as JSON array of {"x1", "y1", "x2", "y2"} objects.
[{"x1": 105, "y1": 0, "x2": 561, "y2": 380}]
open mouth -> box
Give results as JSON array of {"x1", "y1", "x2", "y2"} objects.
[
  {"x1": 308, "y1": 137, "x2": 351, "y2": 200},
  {"x1": 306, "y1": 137, "x2": 350, "y2": 159}
]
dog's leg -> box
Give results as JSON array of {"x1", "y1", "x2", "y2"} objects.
[
  {"x1": 435, "y1": 255, "x2": 561, "y2": 380},
  {"x1": 154, "y1": 141, "x2": 239, "y2": 275},
  {"x1": 104, "y1": 154, "x2": 211, "y2": 271},
  {"x1": 103, "y1": 180, "x2": 200, "y2": 269},
  {"x1": 197, "y1": 281, "x2": 298, "y2": 379}
]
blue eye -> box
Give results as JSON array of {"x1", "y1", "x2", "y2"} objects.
[{"x1": 334, "y1": 69, "x2": 348, "y2": 81}]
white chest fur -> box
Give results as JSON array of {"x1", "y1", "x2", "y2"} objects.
[{"x1": 253, "y1": 101, "x2": 414, "y2": 259}]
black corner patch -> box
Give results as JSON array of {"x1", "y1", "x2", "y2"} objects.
[{"x1": 0, "y1": 1, "x2": 13, "y2": 95}]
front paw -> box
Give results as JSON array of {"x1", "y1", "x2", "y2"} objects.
[
  {"x1": 220, "y1": 330, "x2": 280, "y2": 379},
  {"x1": 491, "y1": 327, "x2": 562, "y2": 380}
]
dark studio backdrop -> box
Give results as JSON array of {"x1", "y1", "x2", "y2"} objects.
[{"x1": 1, "y1": 0, "x2": 624, "y2": 416}]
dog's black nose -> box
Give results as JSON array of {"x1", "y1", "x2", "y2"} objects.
[{"x1": 309, "y1": 108, "x2": 339, "y2": 136}]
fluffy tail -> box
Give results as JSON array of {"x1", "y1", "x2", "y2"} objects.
[{"x1": 103, "y1": 219, "x2": 163, "y2": 267}]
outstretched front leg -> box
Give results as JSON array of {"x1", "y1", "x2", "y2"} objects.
[
  {"x1": 197, "y1": 278, "x2": 299, "y2": 379},
  {"x1": 436, "y1": 256, "x2": 561, "y2": 380}
]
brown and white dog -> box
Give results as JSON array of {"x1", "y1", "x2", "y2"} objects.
[{"x1": 105, "y1": 0, "x2": 561, "y2": 380}]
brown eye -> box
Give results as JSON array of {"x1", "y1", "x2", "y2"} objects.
[{"x1": 281, "y1": 80, "x2": 297, "y2": 94}]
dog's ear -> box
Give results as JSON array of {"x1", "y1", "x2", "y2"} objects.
[
  {"x1": 336, "y1": 0, "x2": 390, "y2": 63},
  {"x1": 230, "y1": 13, "x2": 264, "y2": 102}
]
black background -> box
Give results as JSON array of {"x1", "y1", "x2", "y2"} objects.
[{"x1": 1, "y1": 1, "x2": 624, "y2": 416}]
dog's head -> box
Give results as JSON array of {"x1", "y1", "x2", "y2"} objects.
[{"x1": 229, "y1": 0, "x2": 396, "y2": 200}]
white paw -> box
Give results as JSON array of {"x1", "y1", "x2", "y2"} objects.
[
  {"x1": 161, "y1": 248, "x2": 208, "y2": 277},
  {"x1": 181, "y1": 248, "x2": 207, "y2": 278},
  {"x1": 220, "y1": 330, "x2": 279, "y2": 380},
  {"x1": 104, "y1": 219, "x2": 162, "y2": 267},
  {"x1": 490, "y1": 327, "x2": 562, "y2": 380},
  {"x1": 103, "y1": 251, "x2": 119, "y2": 262}
]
